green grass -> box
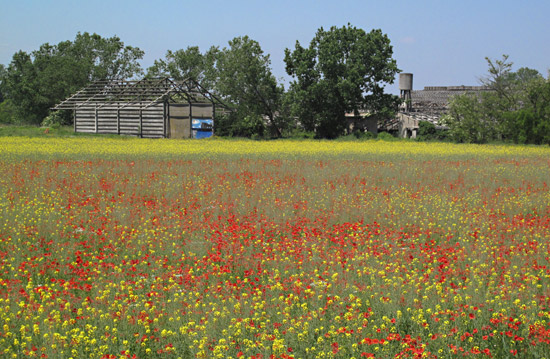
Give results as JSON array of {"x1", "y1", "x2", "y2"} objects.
[{"x1": 0, "y1": 125, "x2": 398, "y2": 142}]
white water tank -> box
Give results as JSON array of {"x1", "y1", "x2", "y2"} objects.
[{"x1": 399, "y1": 73, "x2": 413, "y2": 91}]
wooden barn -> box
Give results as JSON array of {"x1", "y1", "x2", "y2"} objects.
[{"x1": 53, "y1": 77, "x2": 226, "y2": 138}]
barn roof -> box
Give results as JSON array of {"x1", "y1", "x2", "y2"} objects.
[
  {"x1": 53, "y1": 77, "x2": 227, "y2": 110},
  {"x1": 411, "y1": 86, "x2": 492, "y2": 106}
]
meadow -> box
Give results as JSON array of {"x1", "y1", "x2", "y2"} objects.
[{"x1": 1, "y1": 137, "x2": 550, "y2": 358}]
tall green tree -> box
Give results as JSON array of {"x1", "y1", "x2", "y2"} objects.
[
  {"x1": 147, "y1": 46, "x2": 207, "y2": 82},
  {"x1": 509, "y1": 77, "x2": 550, "y2": 144},
  {"x1": 284, "y1": 24, "x2": 399, "y2": 138},
  {"x1": 445, "y1": 55, "x2": 549, "y2": 144},
  {"x1": 0, "y1": 63, "x2": 18, "y2": 124},
  {"x1": 209, "y1": 36, "x2": 284, "y2": 137},
  {"x1": 2, "y1": 51, "x2": 37, "y2": 123},
  {"x1": 147, "y1": 38, "x2": 284, "y2": 138},
  {"x1": 444, "y1": 93, "x2": 495, "y2": 143},
  {"x1": 0, "y1": 64, "x2": 6, "y2": 103},
  {"x1": 2, "y1": 32, "x2": 144, "y2": 124}
]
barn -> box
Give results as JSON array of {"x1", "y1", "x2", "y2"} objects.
[{"x1": 53, "y1": 77, "x2": 226, "y2": 138}]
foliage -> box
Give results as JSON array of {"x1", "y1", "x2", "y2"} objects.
[
  {"x1": 2, "y1": 32, "x2": 144, "y2": 125},
  {"x1": 150, "y1": 37, "x2": 286, "y2": 138},
  {"x1": 334, "y1": 130, "x2": 377, "y2": 141},
  {"x1": 284, "y1": 24, "x2": 400, "y2": 138},
  {"x1": 444, "y1": 93, "x2": 495, "y2": 143},
  {"x1": 503, "y1": 79, "x2": 550, "y2": 145},
  {"x1": 0, "y1": 64, "x2": 5, "y2": 103},
  {"x1": 376, "y1": 131, "x2": 396, "y2": 141},
  {"x1": 417, "y1": 121, "x2": 436, "y2": 138},
  {"x1": 211, "y1": 36, "x2": 285, "y2": 138},
  {"x1": 353, "y1": 129, "x2": 376, "y2": 139},
  {"x1": 0, "y1": 99, "x2": 18, "y2": 124},
  {"x1": 479, "y1": 55, "x2": 542, "y2": 111},
  {"x1": 286, "y1": 128, "x2": 316, "y2": 139},
  {"x1": 41, "y1": 110, "x2": 71, "y2": 128},
  {"x1": 446, "y1": 55, "x2": 550, "y2": 144},
  {"x1": 214, "y1": 111, "x2": 266, "y2": 138},
  {"x1": 416, "y1": 121, "x2": 449, "y2": 141},
  {"x1": 521, "y1": 78, "x2": 550, "y2": 144},
  {"x1": 147, "y1": 46, "x2": 212, "y2": 86}
]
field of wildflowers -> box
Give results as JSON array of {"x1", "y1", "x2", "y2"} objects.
[{"x1": 1, "y1": 137, "x2": 550, "y2": 358}]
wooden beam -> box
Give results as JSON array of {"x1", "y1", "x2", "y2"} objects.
[
  {"x1": 163, "y1": 100, "x2": 167, "y2": 138},
  {"x1": 139, "y1": 105, "x2": 143, "y2": 138},
  {"x1": 117, "y1": 106, "x2": 120, "y2": 135},
  {"x1": 212, "y1": 103, "x2": 216, "y2": 136},
  {"x1": 188, "y1": 99, "x2": 192, "y2": 139},
  {"x1": 167, "y1": 100, "x2": 171, "y2": 138},
  {"x1": 54, "y1": 77, "x2": 231, "y2": 120}
]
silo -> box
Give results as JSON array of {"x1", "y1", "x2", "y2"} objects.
[{"x1": 399, "y1": 73, "x2": 413, "y2": 112}]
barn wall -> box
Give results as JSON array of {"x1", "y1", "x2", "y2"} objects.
[
  {"x1": 191, "y1": 103, "x2": 213, "y2": 118},
  {"x1": 169, "y1": 104, "x2": 190, "y2": 139},
  {"x1": 75, "y1": 103, "x2": 165, "y2": 138},
  {"x1": 168, "y1": 103, "x2": 213, "y2": 139},
  {"x1": 74, "y1": 101, "x2": 214, "y2": 139}
]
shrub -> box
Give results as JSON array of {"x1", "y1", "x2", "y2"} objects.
[
  {"x1": 287, "y1": 129, "x2": 316, "y2": 139},
  {"x1": 214, "y1": 112, "x2": 265, "y2": 138},
  {"x1": 377, "y1": 131, "x2": 395, "y2": 141},
  {"x1": 418, "y1": 121, "x2": 436, "y2": 138},
  {"x1": 41, "y1": 110, "x2": 71, "y2": 129}
]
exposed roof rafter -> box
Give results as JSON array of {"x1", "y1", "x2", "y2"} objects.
[{"x1": 52, "y1": 77, "x2": 229, "y2": 110}]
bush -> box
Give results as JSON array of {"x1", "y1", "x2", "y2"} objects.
[
  {"x1": 214, "y1": 112, "x2": 265, "y2": 138},
  {"x1": 41, "y1": 110, "x2": 71, "y2": 129},
  {"x1": 287, "y1": 128, "x2": 316, "y2": 139},
  {"x1": 377, "y1": 131, "x2": 395, "y2": 141},
  {"x1": 418, "y1": 121, "x2": 436, "y2": 138},
  {"x1": 341, "y1": 130, "x2": 377, "y2": 140}
]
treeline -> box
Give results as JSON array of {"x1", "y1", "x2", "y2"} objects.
[
  {"x1": 1, "y1": 30, "x2": 549, "y2": 143},
  {"x1": 0, "y1": 25, "x2": 399, "y2": 139},
  {"x1": 442, "y1": 55, "x2": 550, "y2": 145},
  {"x1": 0, "y1": 33, "x2": 144, "y2": 126}
]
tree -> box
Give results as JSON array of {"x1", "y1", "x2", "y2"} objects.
[
  {"x1": 444, "y1": 93, "x2": 494, "y2": 143},
  {"x1": 479, "y1": 54, "x2": 515, "y2": 108},
  {"x1": 209, "y1": 36, "x2": 284, "y2": 137},
  {"x1": 2, "y1": 32, "x2": 144, "y2": 124},
  {"x1": 147, "y1": 46, "x2": 207, "y2": 82},
  {"x1": 0, "y1": 100, "x2": 17, "y2": 124},
  {"x1": 0, "y1": 64, "x2": 6, "y2": 103},
  {"x1": 446, "y1": 55, "x2": 548, "y2": 144},
  {"x1": 0, "y1": 64, "x2": 17, "y2": 124},
  {"x1": 416, "y1": 121, "x2": 448, "y2": 141},
  {"x1": 147, "y1": 38, "x2": 285, "y2": 138},
  {"x1": 284, "y1": 24, "x2": 399, "y2": 138},
  {"x1": 510, "y1": 78, "x2": 550, "y2": 144},
  {"x1": 2, "y1": 51, "x2": 37, "y2": 123}
]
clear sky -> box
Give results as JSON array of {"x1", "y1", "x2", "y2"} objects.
[{"x1": 1, "y1": 0, "x2": 549, "y2": 94}]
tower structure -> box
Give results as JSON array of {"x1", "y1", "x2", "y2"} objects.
[{"x1": 399, "y1": 73, "x2": 413, "y2": 112}]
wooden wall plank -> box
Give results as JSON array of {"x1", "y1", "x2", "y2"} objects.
[{"x1": 75, "y1": 102, "x2": 183, "y2": 139}]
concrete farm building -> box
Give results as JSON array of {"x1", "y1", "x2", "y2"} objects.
[{"x1": 388, "y1": 73, "x2": 491, "y2": 138}]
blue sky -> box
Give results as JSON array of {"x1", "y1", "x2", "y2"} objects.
[{"x1": 1, "y1": 0, "x2": 549, "y2": 94}]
